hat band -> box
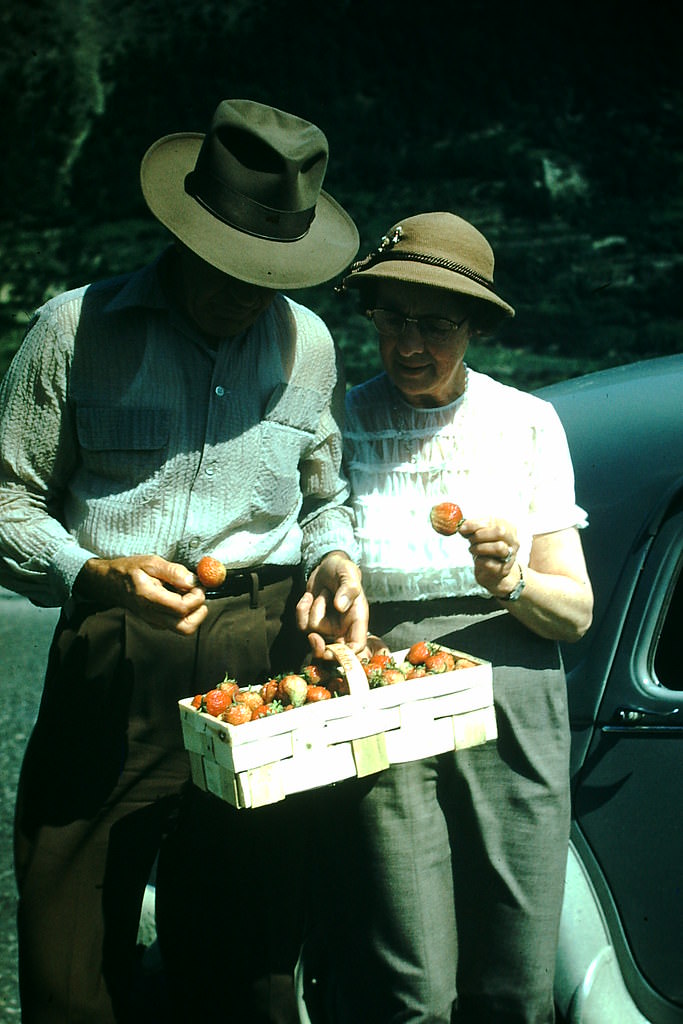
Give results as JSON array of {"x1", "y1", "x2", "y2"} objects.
[
  {"x1": 358, "y1": 250, "x2": 495, "y2": 290},
  {"x1": 184, "y1": 171, "x2": 316, "y2": 242}
]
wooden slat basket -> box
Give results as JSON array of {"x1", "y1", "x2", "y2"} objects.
[{"x1": 178, "y1": 642, "x2": 496, "y2": 810}]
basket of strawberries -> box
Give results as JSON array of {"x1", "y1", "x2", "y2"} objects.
[{"x1": 179, "y1": 638, "x2": 495, "y2": 810}]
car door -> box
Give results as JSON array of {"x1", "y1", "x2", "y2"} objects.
[{"x1": 571, "y1": 500, "x2": 683, "y2": 1022}]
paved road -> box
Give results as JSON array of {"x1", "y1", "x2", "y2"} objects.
[
  {"x1": 0, "y1": 589, "x2": 167, "y2": 1022},
  {"x1": 0, "y1": 587, "x2": 59, "y2": 1020}
]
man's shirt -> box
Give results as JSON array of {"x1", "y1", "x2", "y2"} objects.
[{"x1": 0, "y1": 253, "x2": 356, "y2": 606}]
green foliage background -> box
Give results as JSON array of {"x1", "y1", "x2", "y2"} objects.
[{"x1": 1, "y1": 0, "x2": 681, "y2": 389}]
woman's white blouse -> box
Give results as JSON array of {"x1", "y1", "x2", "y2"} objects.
[{"x1": 344, "y1": 368, "x2": 587, "y2": 605}]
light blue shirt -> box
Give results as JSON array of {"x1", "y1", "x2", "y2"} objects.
[{"x1": 0, "y1": 251, "x2": 357, "y2": 606}]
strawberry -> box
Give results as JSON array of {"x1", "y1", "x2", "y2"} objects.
[
  {"x1": 361, "y1": 661, "x2": 384, "y2": 687},
  {"x1": 191, "y1": 693, "x2": 203, "y2": 709},
  {"x1": 406, "y1": 665, "x2": 428, "y2": 679},
  {"x1": 429, "y1": 502, "x2": 465, "y2": 536},
  {"x1": 327, "y1": 673, "x2": 350, "y2": 696},
  {"x1": 204, "y1": 688, "x2": 233, "y2": 717},
  {"x1": 360, "y1": 659, "x2": 374, "y2": 678},
  {"x1": 454, "y1": 657, "x2": 478, "y2": 670},
  {"x1": 217, "y1": 679, "x2": 239, "y2": 701},
  {"x1": 406, "y1": 640, "x2": 434, "y2": 665},
  {"x1": 306, "y1": 684, "x2": 332, "y2": 702},
  {"x1": 196, "y1": 555, "x2": 227, "y2": 589},
  {"x1": 302, "y1": 663, "x2": 324, "y2": 685},
  {"x1": 251, "y1": 702, "x2": 284, "y2": 720},
  {"x1": 234, "y1": 688, "x2": 264, "y2": 711},
  {"x1": 425, "y1": 650, "x2": 457, "y2": 673},
  {"x1": 277, "y1": 674, "x2": 308, "y2": 708},
  {"x1": 222, "y1": 703, "x2": 252, "y2": 726},
  {"x1": 380, "y1": 668, "x2": 405, "y2": 686},
  {"x1": 260, "y1": 678, "x2": 280, "y2": 704}
]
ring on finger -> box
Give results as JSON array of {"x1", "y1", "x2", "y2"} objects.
[{"x1": 502, "y1": 546, "x2": 514, "y2": 564}]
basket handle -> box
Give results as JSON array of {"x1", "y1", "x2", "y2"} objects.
[{"x1": 325, "y1": 643, "x2": 370, "y2": 697}]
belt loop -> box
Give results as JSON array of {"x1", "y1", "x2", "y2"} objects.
[{"x1": 248, "y1": 571, "x2": 260, "y2": 609}]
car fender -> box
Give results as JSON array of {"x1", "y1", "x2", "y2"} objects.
[{"x1": 555, "y1": 840, "x2": 649, "y2": 1023}]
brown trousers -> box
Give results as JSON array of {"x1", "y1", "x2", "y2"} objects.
[{"x1": 14, "y1": 579, "x2": 312, "y2": 1024}]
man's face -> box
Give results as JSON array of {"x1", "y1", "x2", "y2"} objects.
[{"x1": 175, "y1": 246, "x2": 276, "y2": 339}]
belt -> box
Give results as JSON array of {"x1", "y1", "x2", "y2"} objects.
[{"x1": 205, "y1": 564, "x2": 295, "y2": 607}]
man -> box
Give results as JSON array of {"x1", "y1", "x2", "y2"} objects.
[{"x1": 0, "y1": 98, "x2": 368, "y2": 1023}]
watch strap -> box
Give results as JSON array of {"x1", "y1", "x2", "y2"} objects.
[{"x1": 501, "y1": 563, "x2": 525, "y2": 602}]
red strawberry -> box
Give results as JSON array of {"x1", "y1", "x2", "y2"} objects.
[
  {"x1": 302, "y1": 663, "x2": 324, "y2": 685},
  {"x1": 222, "y1": 703, "x2": 252, "y2": 726},
  {"x1": 306, "y1": 684, "x2": 332, "y2": 702},
  {"x1": 406, "y1": 641, "x2": 433, "y2": 665},
  {"x1": 425, "y1": 650, "x2": 457, "y2": 673},
  {"x1": 327, "y1": 673, "x2": 349, "y2": 696},
  {"x1": 277, "y1": 674, "x2": 308, "y2": 708},
  {"x1": 429, "y1": 502, "x2": 465, "y2": 536},
  {"x1": 260, "y1": 678, "x2": 280, "y2": 704},
  {"x1": 406, "y1": 665, "x2": 428, "y2": 679},
  {"x1": 204, "y1": 688, "x2": 232, "y2": 717},
  {"x1": 380, "y1": 668, "x2": 406, "y2": 686},
  {"x1": 234, "y1": 689, "x2": 264, "y2": 711},
  {"x1": 251, "y1": 702, "x2": 283, "y2": 720},
  {"x1": 361, "y1": 661, "x2": 384, "y2": 687},
  {"x1": 454, "y1": 657, "x2": 478, "y2": 670},
  {"x1": 217, "y1": 679, "x2": 239, "y2": 701},
  {"x1": 196, "y1": 555, "x2": 227, "y2": 589},
  {"x1": 191, "y1": 693, "x2": 203, "y2": 709}
]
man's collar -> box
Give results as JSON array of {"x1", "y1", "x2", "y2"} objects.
[{"x1": 103, "y1": 247, "x2": 174, "y2": 316}]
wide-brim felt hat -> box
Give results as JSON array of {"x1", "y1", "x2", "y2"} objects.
[
  {"x1": 140, "y1": 99, "x2": 359, "y2": 289},
  {"x1": 343, "y1": 212, "x2": 515, "y2": 317}
]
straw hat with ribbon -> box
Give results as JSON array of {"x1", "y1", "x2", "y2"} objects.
[{"x1": 140, "y1": 99, "x2": 359, "y2": 289}]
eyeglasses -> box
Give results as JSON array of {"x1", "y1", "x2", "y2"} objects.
[{"x1": 365, "y1": 308, "x2": 467, "y2": 344}]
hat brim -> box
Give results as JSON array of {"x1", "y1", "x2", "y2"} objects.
[
  {"x1": 343, "y1": 260, "x2": 515, "y2": 318},
  {"x1": 140, "y1": 133, "x2": 359, "y2": 289}
]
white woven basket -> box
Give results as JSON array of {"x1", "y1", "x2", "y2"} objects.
[{"x1": 178, "y1": 642, "x2": 495, "y2": 809}]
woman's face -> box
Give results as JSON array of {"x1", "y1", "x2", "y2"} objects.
[{"x1": 373, "y1": 281, "x2": 471, "y2": 408}]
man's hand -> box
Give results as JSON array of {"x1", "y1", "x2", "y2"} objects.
[
  {"x1": 73, "y1": 555, "x2": 208, "y2": 635},
  {"x1": 295, "y1": 551, "x2": 368, "y2": 657}
]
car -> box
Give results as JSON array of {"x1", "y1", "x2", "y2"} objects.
[
  {"x1": 538, "y1": 354, "x2": 683, "y2": 1024},
  {"x1": 296, "y1": 354, "x2": 683, "y2": 1024}
]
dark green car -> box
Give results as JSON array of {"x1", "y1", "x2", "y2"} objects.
[{"x1": 539, "y1": 355, "x2": 682, "y2": 1024}]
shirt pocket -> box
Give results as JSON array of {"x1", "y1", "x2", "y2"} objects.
[
  {"x1": 250, "y1": 384, "x2": 325, "y2": 521},
  {"x1": 76, "y1": 405, "x2": 170, "y2": 486}
]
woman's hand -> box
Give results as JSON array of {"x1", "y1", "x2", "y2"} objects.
[
  {"x1": 459, "y1": 518, "x2": 594, "y2": 643},
  {"x1": 459, "y1": 517, "x2": 520, "y2": 597}
]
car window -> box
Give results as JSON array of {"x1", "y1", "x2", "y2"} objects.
[{"x1": 653, "y1": 559, "x2": 682, "y2": 690}]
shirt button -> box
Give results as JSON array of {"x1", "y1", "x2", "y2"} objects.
[
  {"x1": 215, "y1": 385, "x2": 225, "y2": 397},
  {"x1": 204, "y1": 466, "x2": 215, "y2": 477}
]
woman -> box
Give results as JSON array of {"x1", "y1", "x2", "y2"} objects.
[{"x1": 306, "y1": 212, "x2": 593, "y2": 1024}]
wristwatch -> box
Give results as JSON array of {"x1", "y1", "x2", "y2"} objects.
[{"x1": 501, "y1": 563, "x2": 526, "y2": 602}]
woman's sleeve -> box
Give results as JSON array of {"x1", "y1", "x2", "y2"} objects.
[{"x1": 529, "y1": 400, "x2": 588, "y2": 535}]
